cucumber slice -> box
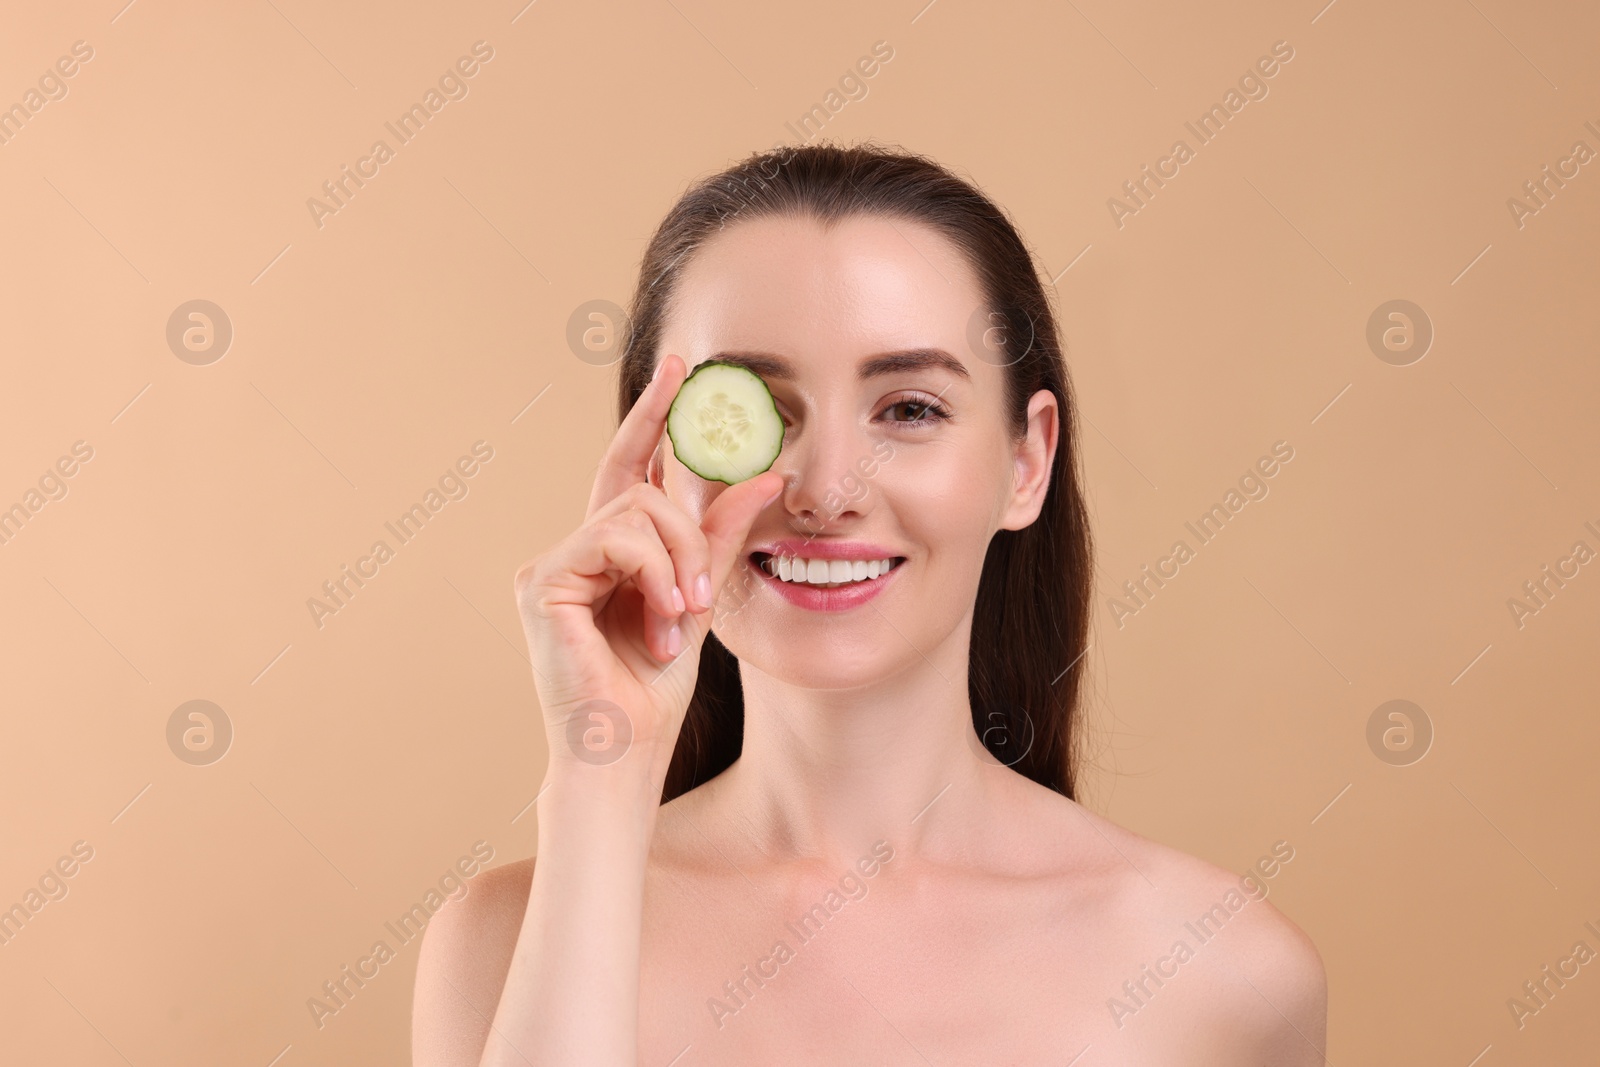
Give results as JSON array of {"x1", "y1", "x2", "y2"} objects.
[{"x1": 666, "y1": 360, "x2": 784, "y2": 484}]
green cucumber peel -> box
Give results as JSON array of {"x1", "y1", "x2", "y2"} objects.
[{"x1": 665, "y1": 360, "x2": 784, "y2": 485}]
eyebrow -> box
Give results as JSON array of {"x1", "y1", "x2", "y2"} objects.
[{"x1": 703, "y1": 348, "x2": 972, "y2": 383}]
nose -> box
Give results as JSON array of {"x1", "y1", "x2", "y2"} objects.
[{"x1": 771, "y1": 409, "x2": 874, "y2": 534}]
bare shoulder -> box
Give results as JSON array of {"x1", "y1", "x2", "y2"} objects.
[
  {"x1": 1040, "y1": 794, "x2": 1327, "y2": 1060},
  {"x1": 412, "y1": 857, "x2": 535, "y2": 1067}
]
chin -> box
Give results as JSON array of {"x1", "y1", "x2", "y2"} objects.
[
  {"x1": 719, "y1": 624, "x2": 910, "y2": 690},
  {"x1": 710, "y1": 557, "x2": 938, "y2": 689}
]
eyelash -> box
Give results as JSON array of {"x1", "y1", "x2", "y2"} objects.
[
  {"x1": 776, "y1": 394, "x2": 952, "y2": 431},
  {"x1": 880, "y1": 394, "x2": 952, "y2": 426}
]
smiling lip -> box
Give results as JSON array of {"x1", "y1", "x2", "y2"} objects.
[
  {"x1": 746, "y1": 540, "x2": 906, "y2": 613},
  {"x1": 748, "y1": 539, "x2": 900, "y2": 561}
]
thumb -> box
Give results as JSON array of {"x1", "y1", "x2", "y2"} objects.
[{"x1": 692, "y1": 469, "x2": 785, "y2": 630}]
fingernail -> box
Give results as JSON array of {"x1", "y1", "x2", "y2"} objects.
[
  {"x1": 651, "y1": 356, "x2": 667, "y2": 382},
  {"x1": 666, "y1": 623, "x2": 682, "y2": 656},
  {"x1": 764, "y1": 482, "x2": 783, "y2": 506},
  {"x1": 694, "y1": 572, "x2": 712, "y2": 607},
  {"x1": 671, "y1": 585, "x2": 685, "y2": 614}
]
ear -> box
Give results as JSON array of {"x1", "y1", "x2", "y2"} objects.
[{"x1": 999, "y1": 388, "x2": 1058, "y2": 532}]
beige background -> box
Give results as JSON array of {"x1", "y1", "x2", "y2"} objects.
[{"x1": 2, "y1": 0, "x2": 1597, "y2": 1063}]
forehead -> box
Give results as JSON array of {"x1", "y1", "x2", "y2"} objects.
[{"x1": 664, "y1": 212, "x2": 985, "y2": 366}]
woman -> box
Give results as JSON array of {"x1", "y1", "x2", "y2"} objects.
[{"x1": 412, "y1": 142, "x2": 1326, "y2": 1065}]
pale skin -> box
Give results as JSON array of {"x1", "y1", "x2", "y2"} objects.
[{"x1": 412, "y1": 213, "x2": 1328, "y2": 1066}]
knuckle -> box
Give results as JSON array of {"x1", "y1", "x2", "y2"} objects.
[
  {"x1": 512, "y1": 557, "x2": 542, "y2": 595},
  {"x1": 512, "y1": 557, "x2": 555, "y2": 617},
  {"x1": 633, "y1": 481, "x2": 669, "y2": 508},
  {"x1": 620, "y1": 479, "x2": 672, "y2": 518},
  {"x1": 626, "y1": 509, "x2": 666, "y2": 544},
  {"x1": 610, "y1": 507, "x2": 648, "y2": 531},
  {"x1": 591, "y1": 514, "x2": 637, "y2": 541}
]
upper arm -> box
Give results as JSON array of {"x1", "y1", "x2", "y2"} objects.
[
  {"x1": 1098, "y1": 824, "x2": 1328, "y2": 1065},
  {"x1": 1226, "y1": 898, "x2": 1328, "y2": 1064},
  {"x1": 411, "y1": 858, "x2": 535, "y2": 1067}
]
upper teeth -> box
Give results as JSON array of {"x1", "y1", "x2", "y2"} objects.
[{"x1": 760, "y1": 555, "x2": 897, "y2": 585}]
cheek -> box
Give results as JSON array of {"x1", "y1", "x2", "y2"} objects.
[{"x1": 890, "y1": 442, "x2": 1006, "y2": 550}]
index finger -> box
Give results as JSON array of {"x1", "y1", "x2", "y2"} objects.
[{"x1": 587, "y1": 352, "x2": 686, "y2": 517}]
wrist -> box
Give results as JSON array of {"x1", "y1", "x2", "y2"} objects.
[
  {"x1": 534, "y1": 775, "x2": 660, "y2": 872},
  {"x1": 537, "y1": 758, "x2": 664, "y2": 822}
]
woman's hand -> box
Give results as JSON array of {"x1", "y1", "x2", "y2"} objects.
[
  {"x1": 415, "y1": 354, "x2": 781, "y2": 1067},
  {"x1": 513, "y1": 352, "x2": 783, "y2": 789}
]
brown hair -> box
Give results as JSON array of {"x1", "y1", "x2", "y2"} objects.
[{"x1": 616, "y1": 141, "x2": 1094, "y2": 803}]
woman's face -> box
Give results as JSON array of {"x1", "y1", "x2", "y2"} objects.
[{"x1": 651, "y1": 212, "x2": 1057, "y2": 690}]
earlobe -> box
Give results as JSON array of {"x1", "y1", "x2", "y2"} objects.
[{"x1": 1002, "y1": 390, "x2": 1059, "y2": 530}]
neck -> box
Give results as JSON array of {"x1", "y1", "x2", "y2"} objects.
[{"x1": 712, "y1": 623, "x2": 998, "y2": 868}]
